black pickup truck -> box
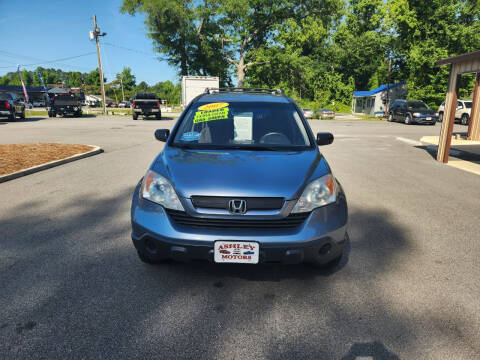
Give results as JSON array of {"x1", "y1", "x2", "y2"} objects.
[
  {"x1": 132, "y1": 93, "x2": 161, "y2": 120},
  {"x1": 48, "y1": 95, "x2": 82, "y2": 117},
  {"x1": 0, "y1": 91, "x2": 25, "y2": 121}
]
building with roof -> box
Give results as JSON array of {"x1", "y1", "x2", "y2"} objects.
[
  {"x1": 0, "y1": 84, "x2": 47, "y2": 102},
  {"x1": 352, "y1": 82, "x2": 407, "y2": 117}
]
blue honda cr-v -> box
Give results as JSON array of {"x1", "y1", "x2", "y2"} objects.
[{"x1": 131, "y1": 89, "x2": 348, "y2": 268}]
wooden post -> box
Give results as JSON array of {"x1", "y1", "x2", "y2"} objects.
[
  {"x1": 467, "y1": 73, "x2": 480, "y2": 140},
  {"x1": 437, "y1": 67, "x2": 460, "y2": 163}
]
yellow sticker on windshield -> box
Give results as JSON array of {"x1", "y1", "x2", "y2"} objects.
[
  {"x1": 198, "y1": 102, "x2": 229, "y2": 111},
  {"x1": 194, "y1": 107, "x2": 229, "y2": 123}
]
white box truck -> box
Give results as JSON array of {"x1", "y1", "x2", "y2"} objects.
[{"x1": 181, "y1": 76, "x2": 220, "y2": 107}]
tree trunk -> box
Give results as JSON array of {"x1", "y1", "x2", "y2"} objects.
[
  {"x1": 180, "y1": 32, "x2": 188, "y2": 76},
  {"x1": 237, "y1": 57, "x2": 245, "y2": 88}
]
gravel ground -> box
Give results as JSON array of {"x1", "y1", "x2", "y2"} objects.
[{"x1": 0, "y1": 116, "x2": 479, "y2": 359}]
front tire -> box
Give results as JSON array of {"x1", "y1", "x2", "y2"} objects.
[
  {"x1": 461, "y1": 114, "x2": 469, "y2": 126},
  {"x1": 405, "y1": 114, "x2": 412, "y2": 125}
]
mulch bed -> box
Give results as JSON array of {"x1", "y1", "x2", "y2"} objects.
[{"x1": 0, "y1": 143, "x2": 94, "y2": 176}]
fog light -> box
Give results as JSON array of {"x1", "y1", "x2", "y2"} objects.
[{"x1": 319, "y1": 243, "x2": 332, "y2": 255}]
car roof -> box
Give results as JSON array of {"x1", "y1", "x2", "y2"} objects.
[{"x1": 196, "y1": 92, "x2": 291, "y2": 104}]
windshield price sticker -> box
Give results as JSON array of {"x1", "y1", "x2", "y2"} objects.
[
  {"x1": 194, "y1": 106, "x2": 229, "y2": 124},
  {"x1": 198, "y1": 102, "x2": 229, "y2": 111}
]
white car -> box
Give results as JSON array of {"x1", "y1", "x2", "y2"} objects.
[
  {"x1": 437, "y1": 99, "x2": 472, "y2": 125},
  {"x1": 302, "y1": 108, "x2": 314, "y2": 119}
]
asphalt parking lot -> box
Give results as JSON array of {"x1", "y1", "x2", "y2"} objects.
[{"x1": 1, "y1": 116, "x2": 479, "y2": 359}]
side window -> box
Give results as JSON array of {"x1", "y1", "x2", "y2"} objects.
[{"x1": 457, "y1": 101, "x2": 463, "y2": 109}]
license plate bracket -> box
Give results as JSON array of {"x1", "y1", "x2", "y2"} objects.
[{"x1": 214, "y1": 241, "x2": 259, "y2": 264}]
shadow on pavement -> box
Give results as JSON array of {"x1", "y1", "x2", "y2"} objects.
[
  {"x1": 341, "y1": 341, "x2": 400, "y2": 359},
  {"x1": 0, "y1": 188, "x2": 452, "y2": 359},
  {"x1": 416, "y1": 145, "x2": 480, "y2": 164},
  {"x1": 10, "y1": 117, "x2": 44, "y2": 122}
]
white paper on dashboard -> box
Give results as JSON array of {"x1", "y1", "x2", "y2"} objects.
[{"x1": 233, "y1": 112, "x2": 253, "y2": 141}]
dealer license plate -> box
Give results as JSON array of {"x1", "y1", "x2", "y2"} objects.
[
  {"x1": 214, "y1": 241, "x2": 259, "y2": 264},
  {"x1": 426, "y1": 117, "x2": 432, "y2": 120}
]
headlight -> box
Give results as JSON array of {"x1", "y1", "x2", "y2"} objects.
[
  {"x1": 74, "y1": 107, "x2": 78, "y2": 111},
  {"x1": 292, "y1": 174, "x2": 337, "y2": 213},
  {"x1": 413, "y1": 112, "x2": 421, "y2": 117},
  {"x1": 141, "y1": 170, "x2": 184, "y2": 210}
]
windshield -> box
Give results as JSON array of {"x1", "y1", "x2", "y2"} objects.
[
  {"x1": 172, "y1": 101, "x2": 311, "y2": 150},
  {"x1": 54, "y1": 95, "x2": 77, "y2": 105},
  {"x1": 465, "y1": 102, "x2": 472, "y2": 109},
  {"x1": 407, "y1": 101, "x2": 429, "y2": 109},
  {"x1": 0, "y1": 92, "x2": 12, "y2": 100}
]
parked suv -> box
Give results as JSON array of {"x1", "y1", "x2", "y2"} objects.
[
  {"x1": 388, "y1": 99, "x2": 437, "y2": 125},
  {"x1": 437, "y1": 100, "x2": 472, "y2": 125},
  {"x1": 131, "y1": 89, "x2": 348, "y2": 268},
  {"x1": 0, "y1": 91, "x2": 25, "y2": 121}
]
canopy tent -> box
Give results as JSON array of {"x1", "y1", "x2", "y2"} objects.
[{"x1": 436, "y1": 50, "x2": 480, "y2": 163}]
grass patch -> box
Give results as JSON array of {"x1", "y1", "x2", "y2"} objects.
[
  {"x1": 357, "y1": 114, "x2": 385, "y2": 121},
  {"x1": 26, "y1": 110, "x2": 48, "y2": 116}
]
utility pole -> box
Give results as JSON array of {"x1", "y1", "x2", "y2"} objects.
[
  {"x1": 120, "y1": 75, "x2": 125, "y2": 102},
  {"x1": 385, "y1": 58, "x2": 392, "y2": 117},
  {"x1": 91, "y1": 15, "x2": 107, "y2": 114}
]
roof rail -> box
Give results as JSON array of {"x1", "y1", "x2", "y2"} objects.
[{"x1": 204, "y1": 87, "x2": 284, "y2": 95}]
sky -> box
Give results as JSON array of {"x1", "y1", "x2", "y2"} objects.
[{"x1": 0, "y1": 0, "x2": 178, "y2": 85}]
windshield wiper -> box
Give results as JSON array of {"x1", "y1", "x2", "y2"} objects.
[
  {"x1": 227, "y1": 145, "x2": 283, "y2": 151},
  {"x1": 172, "y1": 144, "x2": 303, "y2": 151}
]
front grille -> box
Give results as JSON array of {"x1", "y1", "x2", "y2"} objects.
[
  {"x1": 165, "y1": 209, "x2": 309, "y2": 229},
  {"x1": 191, "y1": 196, "x2": 284, "y2": 210}
]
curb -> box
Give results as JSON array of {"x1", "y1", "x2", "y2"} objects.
[{"x1": 0, "y1": 146, "x2": 103, "y2": 183}]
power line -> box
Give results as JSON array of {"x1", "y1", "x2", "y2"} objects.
[
  {"x1": 0, "y1": 50, "x2": 96, "y2": 69},
  {"x1": 102, "y1": 42, "x2": 154, "y2": 56}
]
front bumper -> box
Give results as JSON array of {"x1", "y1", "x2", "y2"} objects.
[
  {"x1": 131, "y1": 183, "x2": 348, "y2": 265},
  {"x1": 413, "y1": 115, "x2": 437, "y2": 124}
]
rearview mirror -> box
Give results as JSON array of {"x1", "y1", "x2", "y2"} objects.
[
  {"x1": 316, "y1": 132, "x2": 334, "y2": 146},
  {"x1": 155, "y1": 129, "x2": 170, "y2": 142}
]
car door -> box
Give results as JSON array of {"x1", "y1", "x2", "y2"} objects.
[
  {"x1": 390, "y1": 102, "x2": 398, "y2": 120},
  {"x1": 10, "y1": 94, "x2": 21, "y2": 115},
  {"x1": 455, "y1": 101, "x2": 463, "y2": 119},
  {"x1": 396, "y1": 102, "x2": 406, "y2": 120}
]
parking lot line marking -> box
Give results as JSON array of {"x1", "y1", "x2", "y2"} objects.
[{"x1": 395, "y1": 137, "x2": 423, "y2": 146}]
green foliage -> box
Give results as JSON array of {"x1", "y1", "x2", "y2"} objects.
[{"x1": 116, "y1": 67, "x2": 136, "y2": 90}]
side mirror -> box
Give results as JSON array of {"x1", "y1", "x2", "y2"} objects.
[
  {"x1": 316, "y1": 132, "x2": 334, "y2": 146},
  {"x1": 154, "y1": 129, "x2": 170, "y2": 142}
]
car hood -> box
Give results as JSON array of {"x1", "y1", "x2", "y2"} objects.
[{"x1": 154, "y1": 148, "x2": 329, "y2": 199}]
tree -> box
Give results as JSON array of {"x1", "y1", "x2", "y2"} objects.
[
  {"x1": 85, "y1": 68, "x2": 106, "y2": 86},
  {"x1": 121, "y1": 0, "x2": 342, "y2": 86},
  {"x1": 116, "y1": 67, "x2": 136, "y2": 90},
  {"x1": 68, "y1": 72, "x2": 83, "y2": 87},
  {"x1": 121, "y1": 0, "x2": 227, "y2": 81},
  {"x1": 386, "y1": 0, "x2": 480, "y2": 105}
]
